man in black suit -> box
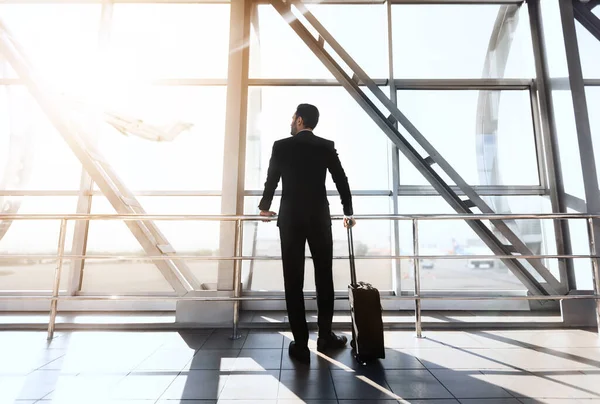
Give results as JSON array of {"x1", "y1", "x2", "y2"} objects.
[{"x1": 258, "y1": 103, "x2": 355, "y2": 363}]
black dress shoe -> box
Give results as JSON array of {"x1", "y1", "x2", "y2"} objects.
[
  {"x1": 288, "y1": 341, "x2": 310, "y2": 364},
  {"x1": 317, "y1": 332, "x2": 348, "y2": 352}
]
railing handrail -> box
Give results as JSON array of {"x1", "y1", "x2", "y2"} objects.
[
  {"x1": 2, "y1": 213, "x2": 599, "y2": 340},
  {"x1": 0, "y1": 212, "x2": 599, "y2": 220}
]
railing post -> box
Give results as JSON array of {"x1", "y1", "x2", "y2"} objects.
[
  {"x1": 586, "y1": 217, "x2": 600, "y2": 335},
  {"x1": 413, "y1": 218, "x2": 423, "y2": 338},
  {"x1": 47, "y1": 218, "x2": 68, "y2": 340},
  {"x1": 230, "y1": 218, "x2": 243, "y2": 340}
]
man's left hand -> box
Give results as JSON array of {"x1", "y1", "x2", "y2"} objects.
[{"x1": 260, "y1": 210, "x2": 277, "y2": 222}]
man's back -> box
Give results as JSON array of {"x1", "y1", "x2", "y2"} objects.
[
  {"x1": 258, "y1": 130, "x2": 352, "y2": 227},
  {"x1": 277, "y1": 131, "x2": 330, "y2": 208}
]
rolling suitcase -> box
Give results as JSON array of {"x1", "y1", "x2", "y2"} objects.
[{"x1": 347, "y1": 225, "x2": 385, "y2": 364}]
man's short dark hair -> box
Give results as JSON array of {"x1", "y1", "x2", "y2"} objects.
[{"x1": 296, "y1": 103, "x2": 319, "y2": 129}]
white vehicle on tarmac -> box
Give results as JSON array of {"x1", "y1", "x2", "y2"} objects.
[{"x1": 465, "y1": 246, "x2": 495, "y2": 269}]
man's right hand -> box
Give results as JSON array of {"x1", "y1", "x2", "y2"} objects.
[
  {"x1": 260, "y1": 210, "x2": 277, "y2": 222},
  {"x1": 344, "y1": 217, "x2": 356, "y2": 228}
]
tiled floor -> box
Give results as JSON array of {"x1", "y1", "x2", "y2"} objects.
[{"x1": 1, "y1": 328, "x2": 599, "y2": 403}]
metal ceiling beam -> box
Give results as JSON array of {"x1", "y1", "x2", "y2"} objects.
[
  {"x1": 270, "y1": 0, "x2": 562, "y2": 296},
  {"x1": 0, "y1": 18, "x2": 200, "y2": 296}
]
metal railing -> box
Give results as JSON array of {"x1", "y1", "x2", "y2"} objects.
[{"x1": 0, "y1": 212, "x2": 599, "y2": 340}]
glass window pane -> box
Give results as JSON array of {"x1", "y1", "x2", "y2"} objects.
[
  {"x1": 110, "y1": 4, "x2": 230, "y2": 79},
  {"x1": 0, "y1": 196, "x2": 77, "y2": 291},
  {"x1": 83, "y1": 196, "x2": 220, "y2": 293},
  {"x1": 396, "y1": 90, "x2": 539, "y2": 186},
  {"x1": 243, "y1": 196, "x2": 392, "y2": 291},
  {"x1": 245, "y1": 87, "x2": 392, "y2": 192},
  {"x1": 397, "y1": 196, "x2": 556, "y2": 292},
  {"x1": 94, "y1": 86, "x2": 226, "y2": 191},
  {"x1": 250, "y1": 4, "x2": 387, "y2": 79},
  {"x1": 588, "y1": 87, "x2": 600, "y2": 178},
  {"x1": 0, "y1": 4, "x2": 101, "y2": 83},
  {"x1": 0, "y1": 86, "x2": 83, "y2": 190},
  {"x1": 392, "y1": 5, "x2": 534, "y2": 79},
  {"x1": 576, "y1": 18, "x2": 600, "y2": 79}
]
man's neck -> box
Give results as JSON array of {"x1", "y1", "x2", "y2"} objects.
[{"x1": 295, "y1": 129, "x2": 313, "y2": 135}]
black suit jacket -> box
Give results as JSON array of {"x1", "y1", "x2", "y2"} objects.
[{"x1": 258, "y1": 130, "x2": 353, "y2": 228}]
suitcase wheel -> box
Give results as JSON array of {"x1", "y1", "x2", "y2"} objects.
[
  {"x1": 352, "y1": 351, "x2": 369, "y2": 366},
  {"x1": 350, "y1": 339, "x2": 356, "y2": 350}
]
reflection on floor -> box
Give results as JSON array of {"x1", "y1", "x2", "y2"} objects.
[
  {"x1": 0, "y1": 310, "x2": 563, "y2": 329},
  {"x1": 0, "y1": 328, "x2": 599, "y2": 403}
]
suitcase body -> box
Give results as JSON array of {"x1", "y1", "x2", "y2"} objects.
[
  {"x1": 348, "y1": 282, "x2": 385, "y2": 362},
  {"x1": 347, "y1": 226, "x2": 385, "y2": 363}
]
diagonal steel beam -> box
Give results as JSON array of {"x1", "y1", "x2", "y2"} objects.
[
  {"x1": 270, "y1": 0, "x2": 561, "y2": 296},
  {"x1": 574, "y1": 0, "x2": 600, "y2": 43},
  {"x1": 0, "y1": 19, "x2": 200, "y2": 296}
]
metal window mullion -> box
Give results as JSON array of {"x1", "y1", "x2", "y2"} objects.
[{"x1": 68, "y1": 0, "x2": 114, "y2": 296}]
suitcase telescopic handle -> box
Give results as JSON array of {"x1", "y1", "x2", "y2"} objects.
[{"x1": 347, "y1": 225, "x2": 357, "y2": 286}]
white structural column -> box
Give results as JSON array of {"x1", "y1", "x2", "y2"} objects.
[
  {"x1": 218, "y1": 0, "x2": 252, "y2": 291},
  {"x1": 68, "y1": 0, "x2": 114, "y2": 295}
]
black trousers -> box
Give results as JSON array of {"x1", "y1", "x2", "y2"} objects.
[{"x1": 279, "y1": 221, "x2": 334, "y2": 347}]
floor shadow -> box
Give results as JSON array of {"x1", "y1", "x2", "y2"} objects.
[
  {"x1": 166, "y1": 328, "x2": 600, "y2": 403},
  {"x1": 7, "y1": 328, "x2": 600, "y2": 403}
]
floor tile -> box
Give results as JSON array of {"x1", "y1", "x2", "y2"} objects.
[
  {"x1": 188, "y1": 349, "x2": 240, "y2": 371},
  {"x1": 40, "y1": 348, "x2": 151, "y2": 373},
  {"x1": 330, "y1": 369, "x2": 395, "y2": 400},
  {"x1": 468, "y1": 330, "x2": 600, "y2": 350},
  {"x1": 157, "y1": 401, "x2": 216, "y2": 404},
  {"x1": 338, "y1": 401, "x2": 459, "y2": 404},
  {"x1": 134, "y1": 349, "x2": 196, "y2": 371},
  {"x1": 235, "y1": 349, "x2": 282, "y2": 371},
  {"x1": 36, "y1": 373, "x2": 126, "y2": 402},
  {"x1": 110, "y1": 372, "x2": 179, "y2": 400},
  {"x1": 243, "y1": 332, "x2": 285, "y2": 349},
  {"x1": 486, "y1": 348, "x2": 600, "y2": 371},
  {"x1": 518, "y1": 399, "x2": 600, "y2": 403},
  {"x1": 162, "y1": 331, "x2": 212, "y2": 350},
  {"x1": 406, "y1": 347, "x2": 512, "y2": 370},
  {"x1": 160, "y1": 370, "x2": 228, "y2": 400},
  {"x1": 216, "y1": 401, "x2": 274, "y2": 404},
  {"x1": 201, "y1": 331, "x2": 248, "y2": 349},
  {"x1": 384, "y1": 369, "x2": 454, "y2": 399},
  {"x1": 326, "y1": 347, "x2": 424, "y2": 370},
  {"x1": 459, "y1": 399, "x2": 521, "y2": 404},
  {"x1": 431, "y1": 368, "x2": 514, "y2": 398},
  {"x1": 281, "y1": 348, "x2": 332, "y2": 370},
  {"x1": 219, "y1": 370, "x2": 281, "y2": 400},
  {"x1": 384, "y1": 331, "x2": 483, "y2": 349},
  {"x1": 277, "y1": 400, "x2": 337, "y2": 404},
  {"x1": 278, "y1": 369, "x2": 336, "y2": 400},
  {"x1": 482, "y1": 369, "x2": 600, "y2": 399},
  {"x1": 0, "y1": 370, "x2": 66, "y2": 401},
  {"x1": 0, "y1": 349, "x2": 65, "y2": 374}
]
